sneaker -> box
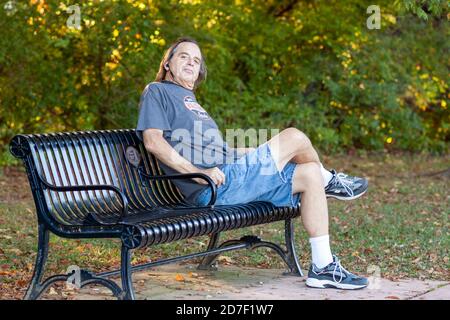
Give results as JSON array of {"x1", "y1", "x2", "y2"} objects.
[
  {"x1": 325, "y1": 169, "x2": 368, "y2": 200},
  {"x1": 306, "y1": 255, "x2": 369, "y2": 290}
]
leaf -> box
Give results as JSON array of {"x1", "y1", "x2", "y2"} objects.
[
  {"x1": 48, "y1": 287, "x2": 58, "y2": 295},
  {"x1": 7, "y1": 248, "x2": 23, "y2": 255},
  {"x1": 175, "y1": 274, "x2": 185, "y2": 282},
  {"x1": 17, "y1": 279, "x2": 29, "y2": 287},
  {"x1": 53, "y1": 39, "x2": 70, "y2": 49},
  {"x1": 385, "y1": 295, "x2": 400, "y2": 300},
  {"x1": 218, "y1": 255, "x2": 233, "y2": 263},
  {"x1": 416, "y1": 7, "x2": 429, "y2": 21}
]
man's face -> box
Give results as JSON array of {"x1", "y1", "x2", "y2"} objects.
[{"x1": 166, "y1": 42, "x2": 202, "y2": 89}]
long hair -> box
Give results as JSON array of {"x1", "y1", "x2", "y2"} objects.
[{"x1": 154, "y1": 37, "x2": 207, "y2": 90}]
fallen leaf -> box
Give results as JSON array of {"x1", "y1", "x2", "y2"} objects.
[
  {"x1": 65, "y1": 284, "x2": 76, "y2": 291},
  {"x1": 218, "y1": 256, "x2": 233, "y2": 263},
  {"x1": 49, "y1": 287, "x2": 58, "y2": 295},
  {"x1": 175, "y1": 274, "x2": 185, "y2": 282},
  {"x1": 17, "y1": 279, "x2": 28, "y2": 287},
  {"x1": 7, "y1": 248, "x2": 23, "y2": 255},
  {"x1": 385, "y1": 296, "x2": 400, "y2": 300}
]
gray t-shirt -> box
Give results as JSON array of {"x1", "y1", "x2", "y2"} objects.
[{"x1": 136, "y1": 80, "x2": 241, "y2": 203}]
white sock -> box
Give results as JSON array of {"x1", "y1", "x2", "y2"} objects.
[
  {"x1": 320, "y1": 163, "x2": 333, "y2": 187},
  {"x1": 309, "y1": 235, "x2": 333, "y2": 269}
]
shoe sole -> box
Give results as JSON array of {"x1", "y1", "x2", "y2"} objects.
[
  {"x1": 306, "y1": 277, "x2": 368, "y2": 290},
  {"x1": 326, "y1": 189, "x2": 367, "y2": 201}
]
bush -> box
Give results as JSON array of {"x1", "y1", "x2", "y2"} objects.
[{"x1": 0, "y1": 0, "x2": 448, "y2": 165}]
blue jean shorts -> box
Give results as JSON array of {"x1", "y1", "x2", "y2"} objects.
[{"x1": 192, "y1": 143, "x2": 301, "y2": 208}]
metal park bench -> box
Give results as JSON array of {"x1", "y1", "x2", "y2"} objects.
[{"x1": 9, "y1": 129, "x2": 303, "y2": 300}]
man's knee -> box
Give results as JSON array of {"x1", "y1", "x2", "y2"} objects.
[
  {"x1": 282, "y1": 127, "x2": 312, "y2": 150},
  {"x1": 295, "y1": 162, "x2": 324, "y2": 187}
]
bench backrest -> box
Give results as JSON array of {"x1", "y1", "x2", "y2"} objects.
[{"x1": 10, "y1": 130, "x2": 185, "y2": 226}]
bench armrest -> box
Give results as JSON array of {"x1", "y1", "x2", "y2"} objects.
[
  {"x1": 37, "y1": 174, "x2": 129, "y2": 224},
  {"x1": 138, "y1": 169, "x2": 217, "y2": 207}
]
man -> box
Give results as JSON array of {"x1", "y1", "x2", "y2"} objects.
[{"x1": 136, "y1": 37, "x2": 369, "y2": 290}]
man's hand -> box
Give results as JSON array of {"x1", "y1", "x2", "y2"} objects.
[{"x1": 194, "y1": 167, "x2": 226, "y2": 187}]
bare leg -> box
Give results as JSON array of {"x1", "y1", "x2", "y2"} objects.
[
  {"x1": 265, "y1": 128, "x2": 328, "y2": 236},
  {"x1": 266, "y1": 129, "x2": 368, "y2": 289},
  {"x1": 266, "y1": 128, "x2": 321, "y2": 172},
  {"x1": 291, "y1": 163, "x2": 369, "y2": 289},
  {"x1": 291, "y1": 162, "x2": 329, "y2": 237},
  {"x1": 266, "y1": 128, "x2": 368, "y2": 204}
]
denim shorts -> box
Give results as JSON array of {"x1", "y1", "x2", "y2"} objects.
[{"x1": 192, "y1": 143, "x2": 301, "y2": 208}]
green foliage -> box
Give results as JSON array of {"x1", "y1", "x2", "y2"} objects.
[
  {"x1": 399, "y1": 0, "x2": 448, "y2": 20},
  {"x1": 0, "y1": 0, "x2": 448, "y2": 165}
]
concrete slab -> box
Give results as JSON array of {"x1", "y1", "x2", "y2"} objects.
[
  {"x1": 43, "y1": 263, "x2": 449, "y2": 300},
  {"x1": 411, "y1": 284, "x2": 450, "y2": 300}
]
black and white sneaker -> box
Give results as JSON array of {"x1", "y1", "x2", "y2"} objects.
[
  {"x1": 325, "y1": 169, "x2": 368, "y2": 200},
  {"x1": 306, "y1": 255, "x2": 368, "y2": 290}
]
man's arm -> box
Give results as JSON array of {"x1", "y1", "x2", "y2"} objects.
[{"x1": 142, "y1": 129, "x2": 226, "y2": 186}]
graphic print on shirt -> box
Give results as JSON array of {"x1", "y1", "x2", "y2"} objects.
[{"x1": 183, "y1": 96, "x2": 210, "y2": 120}]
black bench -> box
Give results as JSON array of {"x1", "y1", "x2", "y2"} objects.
[{"x1": 10, "y1": 129, "x2": 303, "y2": 300}]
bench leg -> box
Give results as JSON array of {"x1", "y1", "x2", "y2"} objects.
[
  {"x1": 120, "y1": 245, "x2": 136, "y2": 300},
  {"x1": 196, "y1": 220, "x2": 304, "y2": 277},
  {"x1": 24, "y1": 224, "x2": 125, "y2": 300},
  {"x1": 283, "y1": 219, "x2": 304, "y2": 277},
  {"x1": 197, "y1": 232, "x2": 220, "y2": 271},
  {"x1": 24, "y1": 223, "x2": 49, "y2": 300}
]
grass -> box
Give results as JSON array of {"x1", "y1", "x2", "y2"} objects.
[{"x1": 0, "y1": 152, "x2": 449, "y2": 299}]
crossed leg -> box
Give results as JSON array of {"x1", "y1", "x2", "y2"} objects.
[
  {"x1": 266, "y1": 127, "x2": 329, "y2": 237},
  {"x1": 265, "y1": 128, "x2": 368, "y2": 289},
  {"x1": 267, "y1": 127, "x2": 321, "y2": 170}
]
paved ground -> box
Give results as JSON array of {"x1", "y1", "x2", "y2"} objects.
[{"x1": 43, "y1": 263, "x2": 449, "y2": 300}]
